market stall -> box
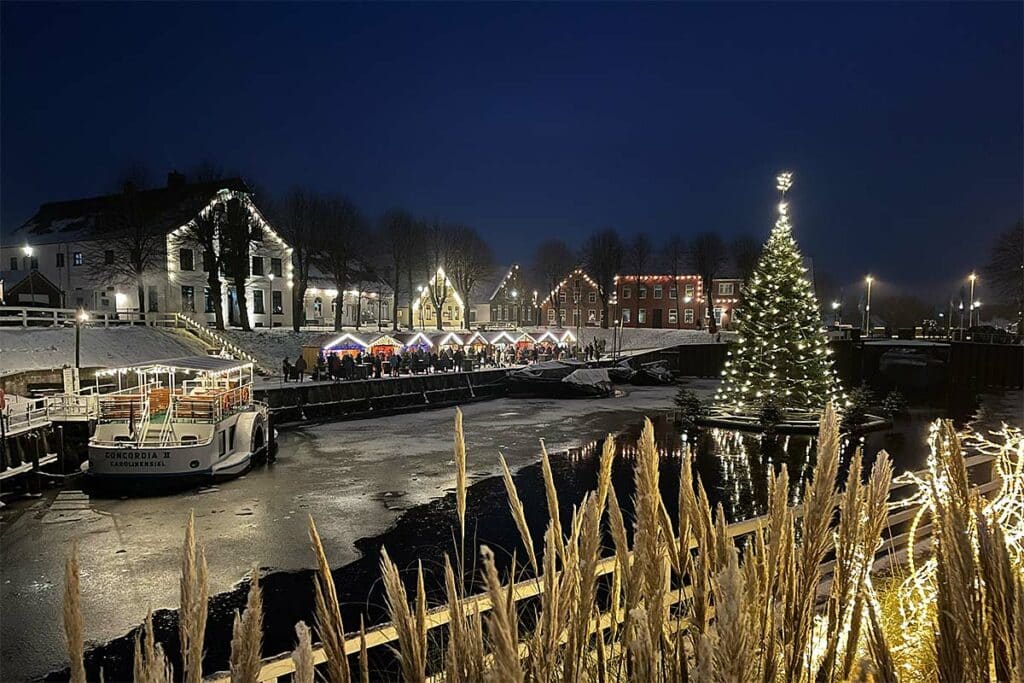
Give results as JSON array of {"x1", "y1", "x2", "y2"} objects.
[{"x1": 366, "y1": 333, "x2": 404, "y2": 358}]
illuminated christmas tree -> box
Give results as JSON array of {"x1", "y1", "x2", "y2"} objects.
[{"x1": 715, "y1": 172, "x2": 842, "y2": 415}]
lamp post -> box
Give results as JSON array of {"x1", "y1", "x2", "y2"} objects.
[
  {"x1": 831, "y1": 300, "x2": 841, "y2": 325},
  {"x1": 863, "y1": 276, "x2": 874, "y2": 335},
  {"x1": 967, "y1": 273, "x2": 977, "y2": 328},
  {"x1": 22, "y1": 245, "x2": 36, "y2": 306},
  {"x1": 75, "y1": 310, "x2": 89, "y2": 369},
  {"x1": 511, "y1": 290, "x2": 520, "y2": 327}
]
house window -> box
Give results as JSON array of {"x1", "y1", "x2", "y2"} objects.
[
  {"x1": 204, "y1": 287, "x2": 215, "y2": 313},
  {"x1": 684, "y1": 283, "x2": 695, "y2": 298},
  {"x1": 714, "y1": 308, "x2": 724, "y2": 324},
  {"x1": 639, "y1": 287, "x2": 647, "y2": 299},
  {"x1": 251, "y1": 256, "x2": 264, "y2": 276},
  {"x1": 271, "y1": 258, "x2": 282, "y2": 277},
  {"x1": 253, "y1": 289, "x2": 265, "y2": 314},
  {"x1": 669, "y1": 286, "x2": 677, "y2": 299},
  {"x1": 73, "y1": 252, "x2": 83, "y2": 266},
  {"x1": 9, "y1": 257, "x2": 16, "y2": 271},
  {"x1": 622, "y1": 286, "x2": 631, "y2": 299},
  {"x1": 621, "y1": 308, "x2": 630, "y2": 324},
  {"x1": 180, "y1": 286, "x2": 195, "y2": 313},
  {"x1": 104, "y1": 250, "x2": 115, "y2": 265},
  {"x1": 719, "y1": 282, "x2": 735, "y2": 295},
  {"x1": 559, "y1": 291, "x2": 566, "y2": 304},
  {"x1": 202, "y1": 251, "x2": 212, "y2": 272},
  {"x1": 653, "y1": 285, "x2": 663, "y2": 299},
  {"x1": 179, "y1": 248, "x2": 194, "y2": 271},
  {"x1": 547, "y1": 308, "x2": 556, "y2": 322},
  {"x1": 56, "y1": 252, "x2": 65, "y2": 268},
  {"x1": 572, "y1": 309, "x2": 580, "y2": 326},
  {"x1": 272, "y1": 291, "x2": 283, "y2": 315},
  {"x1": 147, "y1": 286, "x2": 159, "y2": 312},
  {"x1": 559, "y1": 308, "x2": 567, "y2": 323},
  {"x1": 638, "y1": 309, "x2": 646, "y2": 324},
  {"x1": 587, "y1": 309, "x2": 596, "y2": 323},
  {"x1": 588, "y1": 292, "x2": 596, "y2": 303},
  {"x1": 684, "y1": 309, "x2": 694, "y2": 323},
  {"x1": 668, "y1": 309, "x2": 678, "y2": 324}
]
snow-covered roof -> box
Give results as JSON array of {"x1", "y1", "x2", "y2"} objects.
[
  {"x1": 5, "y1": 177, "x2": 251, "y2": 247},
  {"x1": 99, "y1": 355, "x2": 252, "y2": 375}
]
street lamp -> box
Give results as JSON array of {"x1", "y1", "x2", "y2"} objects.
[
  {"x1": 863, "y1": 276, "x2": 874, "y2": 335},
  {"x1": 75, "y1": 310, "x2": 89, "y2": 370},
  {"x1": 831, "y1": 300, "x2": 841, "y2": 325},
  {"x1": 511, "y1": 289, "x2": 519, "y2": 327},
  {"x1": 967, "y1": 273, "x2": 977, "y2": 328},
  {"x1": 22, "y1": 245, "x2": 36, "y2": 306}
]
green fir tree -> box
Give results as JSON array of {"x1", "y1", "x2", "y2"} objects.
[{"x1": 715, "y1": 172, "x2": 842, "y2": 415}]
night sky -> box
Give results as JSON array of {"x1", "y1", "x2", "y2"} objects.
[{"x1": 2, "y1": 2, "x2": 1021, "y2": 298}]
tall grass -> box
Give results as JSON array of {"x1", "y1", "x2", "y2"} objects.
[{"x1": 61, "y1": 409, "x2": 1023, "y2": 682}]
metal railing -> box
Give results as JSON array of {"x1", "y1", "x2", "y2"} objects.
[
  {"x1": 0, "y1": 305, "x2": 181, "y2": 328},
  {"x1": 2, "y1": 397, "x2": 51, "y2": 436},
  {"x1": 205, "y1": 452, "x2": 999, "y2": 683}
]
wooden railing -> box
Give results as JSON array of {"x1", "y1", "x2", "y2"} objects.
[
  {"x1": 0, "y1": 305, "x2": 182, "y2": 328},
  {"x1": 205, "y1": 453, "x2": 999, "y2": 683},
  {"x1": 2, "y1": 397, "x2": 51, "y2": 436}
]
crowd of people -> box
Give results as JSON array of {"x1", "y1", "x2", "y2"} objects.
[{"x1": 279, "y1": 341, "x2": 592, "y2": 382}]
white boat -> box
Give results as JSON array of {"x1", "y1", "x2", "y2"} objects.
[{"x1": 84, "y1": 356, "x2": 270, "y2": 489}]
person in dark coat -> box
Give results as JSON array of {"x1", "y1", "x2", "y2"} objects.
[
  {"x1": 294, "y1": 355, "x2": 307, "y2": 382},
  {"x1": 328, "y1": 353, "x2": 341, "y2": 381},
  {"x1": 282, "y1": 357, "x2": 292, "y2": 382}
]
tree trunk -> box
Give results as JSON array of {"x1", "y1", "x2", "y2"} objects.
[
  {"x1": 434, "y1": 301, "x2": 444, "y2": 330},
  {"x1": 391, "y1": 293, "x2": 400, "y2": 332},
  {"x1": 136, "y1": 281, "x2": 146, "y2": 322},
  {"x1": 292, "y1": 281, "x2": 306, "y2": 332},
  {"x1": 207, "y1": 268, "x2": 225, "y2": 330},
  {"x1": 706, "y1": 285, "x2": 718, "y2": 334},
  {"x1": 406, "y1": 268, "x2": 414, "y2": 330},
  {"x1": 601, "y1": 297, "x2": 610, "y2": 329},
  {"x1": 333, "y1": 286, "x2": 343, "y2": 331},
  {"x1": 234, "y1": 274, "x2": 251, "y2": 331},
  {"x1": 355, "y1": 295, "x2": 361, "y2": 330}
]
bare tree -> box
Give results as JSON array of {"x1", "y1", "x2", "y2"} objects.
[
  {"x1": 661, "y1": 235, "x2": 687, "y2": 328},
  {"x1": 421, "y1": 221, "x2": 453, "y2": 330},
  {"x1": 984, "y1": 221, "x2": 1024, "y2": 325},
  {"x1": 581, "y1": 228, "x2": 624, "y2": 328},
  {"x1": 375, "y1": 209, "x2": 416, "y2": 331},
  {"x1": 220, "y1": 198, "x2": 265, "y2": 331},
  {"x1": 276, "y1": 188, "x2": 325, "y2": 331},
  {"x1": 177, "y1": 199, "x2": 228, "y2": 330},
  {"x1": 533, "y1": 239, "x2": 575, "y2": 326},
  {"x1": 731, "y1": 234, "x2": 762, "y2": 284},
  {"x1": 404, "y1": 220, "x2": 428, "y2": 329},
  {"x1": 689, "y1": 232, "x2": 727, "y2": 333},
  {"x1": 87, "y1": 184, "x2": 164, "y2": 319},
  {"x1": 313, "y1": 196, "x2": 364, "y2": 332},
  {"x1": 625, "y1": 233, "x2": 652, "y2": 284},
  {"x1": 446, "y1": 225, "x2": 495, "y2": 320}
]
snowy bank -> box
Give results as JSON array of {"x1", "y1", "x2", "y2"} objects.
[{"x1": 0, "y1": 327, "x2": 209, "y2": 375}]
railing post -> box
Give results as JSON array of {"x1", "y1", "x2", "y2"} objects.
[{"x1": 21, "y1": 309, "x2": 27, "y2": 327}]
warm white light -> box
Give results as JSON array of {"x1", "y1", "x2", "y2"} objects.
[
  {"x1": 776, "y1": 171, "x2": 793, "y2": 194},
  {"x1": 969, "y1": 272, "x2": 977, "y2": 282},
  {"x1": 22, "y1": 245, "x2": 33, "y2": 257},
  {"x1": 77, "y1": 311, "x2": 89, "y2": 322},
  {"x1": 831, "y1": 301, "x2": 840, "y2": 310},
  {"x1": 865, "y1": 275, "x2": 874, "y2": 284}
]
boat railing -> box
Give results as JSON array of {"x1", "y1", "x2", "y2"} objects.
[
  {"x1": 45, "y1": 393, "x2": 98, "y2": 421},
  {"x1": 2, "y1": 397, "x2": 51, "y2": 436},
  {"x1": 157, "y1": 400, "x2": 177, "y2": 446},
  {"x1": 96, "y1": 385, "x2": 153, "y2": 424},
  {"x1": 171, "y1": 385, "x2": 252, "y2": 423}
]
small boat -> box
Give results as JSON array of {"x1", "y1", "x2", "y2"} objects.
[
  {"x1": 508, "y1": 360, "x2": 614, "y2": 398},
  {"x1": 84, "y1": 356, "x2": 271, "y2": 490},
  {"x1": 629, "y1": 360, "x2": 675, "y2": 386}
]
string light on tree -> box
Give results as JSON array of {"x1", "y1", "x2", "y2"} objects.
[{"x1": 715, "y1": 172, "x2": 842, "y2": 415}]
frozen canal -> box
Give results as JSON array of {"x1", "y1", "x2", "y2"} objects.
[{"x1": 1, "y1": 384, "x2": 688, "y2": 681}]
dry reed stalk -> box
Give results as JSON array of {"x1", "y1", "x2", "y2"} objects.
[
  {"x1": 539, "y1": 439, "x2": 565, "y2": 560},
  {"x1": 531, "y1": 523, "x2": 562, "y2": 683},
  {"x1": 444, "y1": 553, "x2": 484, "y2": 682},
  {"x1": 63, "y1": 541, "x2": 86, "y2": 683},
  {"x1": 379, "y1": 549, "x2": 427, "y2": 682},
  {"x1": 229, "y1": 566, "x2": 264, "y2": 683},
  {"x1": 480, "y1": 545, "x2": 524, "y2": 682},
  {"x1": 291, "y1": 621, "x2": 315, "y2": 683},
  {"x1": 358, "y1": 616, "x2": 370, "y2": 683},
  {"x1": 864, "y1": 594, "x2": 899, "y2": 683},
  {"x1": 134, "y1": 610, "x2": 174, "y2": 683},
  {"x1": 308, "y1": 516, "x2": 351, "y2": 683},
  {"x1": 976, "y1": 513, "x2": 1024, "y2": 681},
  {"x1": 499, "y1": 453, "x2": 539, "y2": 574},
  {"x1": 454, "y1": 408, "x2": 468, "y2": 550},
  {"x1": 180, "y1": 510, "x2": 209, "y2": 683},
  {"x1": 595, "y1": 435, "x2": 616, "y2": 513},
  {"x1": 632, "y1": 418, "x2": 669, "y2": 674},
  {"x1": 710, "y1": 545, "x2": 754, "y2": 682},
  {"x1": 784, "y1": 401, "x2": 841, "y2": 682}
]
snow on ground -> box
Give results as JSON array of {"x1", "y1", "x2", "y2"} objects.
[
  {"x1": 575, "y1": 327, "x2": 722, "y2": 353},
  {"x1": 220, "y1": 328, "x2": 337, "y2": 370},
  {"x1": 0, "y1": 327, "x2": 209, "y2": 375}
]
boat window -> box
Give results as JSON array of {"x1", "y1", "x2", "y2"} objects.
[
  {"x1": 219, "y1": 431, "x2": 226, "y2": 456},
  {"x1": 229, "y1": 426, "x2": 236, "y2": 451},
  {"x1": 114, "y1": 435, "x2": 133, "y2": 443},
  {"x1": 181, "y1": 435, "x2": 198, "y2": 445}
]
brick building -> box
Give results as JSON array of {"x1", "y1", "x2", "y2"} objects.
[
  {"x1": 538, "y1": 267, "x2": 604, "y2": 328},
  {"x1": 611, "y1": 274, "x2": 744, "y2": 329}
]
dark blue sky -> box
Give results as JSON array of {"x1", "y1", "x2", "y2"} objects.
[{"x1": 2, "y1": 2, "x2": 1021, "y2": 298}]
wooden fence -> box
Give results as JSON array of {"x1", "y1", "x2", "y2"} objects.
[{"x1": 205, "y1": 453, "x2": 999, "y2": 682}]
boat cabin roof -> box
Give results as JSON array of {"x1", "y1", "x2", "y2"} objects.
[{"x1": 97, "y1": 356, "x2": 253, "y2": 376}]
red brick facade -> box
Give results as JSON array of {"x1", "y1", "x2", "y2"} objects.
[
  {"x1": 538, "y1": 268, "x2": 605, "y2": 327},
  {"x1": 611, "y1": 275, "x2": 743, "y2": 329}
]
